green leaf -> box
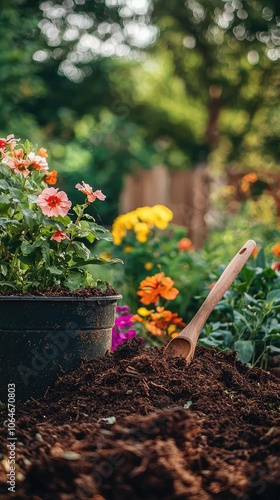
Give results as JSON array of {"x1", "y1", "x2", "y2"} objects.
[
  {"x1": 52, "y1": 215, "x2": 72, "y2": 226},
  {"x1": 267, "y1": 345, "x2": 280, "y2": 353},
  {"x1": 240, "y1": 266, "x2": 255, "y2": 284},
  {"x1": 71, "y1": 256, "x2": 123, "y2": 267},
  {"x1": 73, "y1": 205, "x2": 84, "y2": 218},
  {"x1": 71, "y1": 241, "x2": 91, "y2": 261},
  {"x1": 0, "y1": 194, "x2": 11, "y2": 204},
  {"x1": 0, "y1": 264, "x2": 7, "y2": 276},
  {"x1": 266, "y1": 290, "x2": 280, "y2": 302},
  {"x1": 0, "y1": 281, "x2": 18, "y2": 289},
  {"x1": 88, "y1": 222, "x2": 113, "y2": 241},
  {"x1": 256, "y1": 248, "x2": 266, "y2": 268},
  {"x1": 64, "y1": 272, "x2": 85, "y2": 290},
  {"x1": 234, "y1": 340, "x2": 254, "y2": 363},
  {"x1": 47, "y1": 266, "x2": 63, "y2": 275},
  {"x1": 21, "y1": 240, "x2": 43, "y2": 255},
  {"x1": 8, "y1": 187, "x2": 22, "y2": 202},
  {"x1": 0, "y1": 218, "x2": 20, "y2": 227},
  {"x1": 0, "y1": 180, "x2": 9, "y2": 190},
  {"x1": 21, "y1": 208, "x2": 35, "y2": 228},
  {"x1": 41, "y1": 242, "x2": 50, "y2": 266}
]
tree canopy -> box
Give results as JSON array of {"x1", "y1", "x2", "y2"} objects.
[{"x1": 0, "y1": 0, "x2": 279, "y2": 220}]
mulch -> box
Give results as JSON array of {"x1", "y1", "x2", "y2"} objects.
[{"x1": 0, "y1": 338, "x2": 279, "y2": 499}]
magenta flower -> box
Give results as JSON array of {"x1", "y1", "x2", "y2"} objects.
[{"x1": 111, "y1": 305, "x2": 137, "y2": 350}]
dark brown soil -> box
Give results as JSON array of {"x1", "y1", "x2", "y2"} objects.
[
  {"x1": 0, "y1": 283, "x2": 119, "y2": 297},
  {"x1": 0, "y1": 338, "x2": 279, "y2": 499}
]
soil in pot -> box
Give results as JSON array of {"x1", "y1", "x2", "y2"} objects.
[{"x1": 0, "y1": 338, "x2": 279, "y2": 500}]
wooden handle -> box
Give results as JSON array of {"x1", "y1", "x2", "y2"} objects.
[{"x1": 164, "y1": 239, "x2": 256, "y2": 361}]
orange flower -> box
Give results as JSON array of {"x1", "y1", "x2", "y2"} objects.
[
  {"x1": 272, "y1": 243, "x2": 280, "y2": 258},
  {"x1": 178, "y1": 237, "x2": 193, "y2": 252},
  {"x1": 44, "y1": 170, "x2": 58, "y2": 185},
  {"x1": 137, "y1": 272, "x2": 179, "y2": 305},
  {"x1": 251, "y1": 246, "x2": 259, "y2": 256},
  {"x1": 242, "y1": 172, "x2": 258, "y2": 184},
  {"x1": 133, "y1": 305, "x2": 185, "y2": 337},
  {"x1": 4, "y1": 148, "x2": 30, "y2": 176},
  {"x1": 38, "y1": 147, "x2": 48, "y2": 158},
  {"x1": 240, "y1": 172, "x2": 258, "y2": 193}
]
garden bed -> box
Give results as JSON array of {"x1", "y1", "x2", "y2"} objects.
[{"x1": 0, "y1": 338, "x2": 279, "y2": 499}]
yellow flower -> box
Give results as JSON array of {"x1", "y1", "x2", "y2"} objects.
[
  {"x1": 144, "y1": 262, "x2": 153, "y2": 271},
  {"x1": 137, "y1": 307, "x2": 153, "y2": 317},
  {"x1": 152, "y1": 205, "x2": 173, "y2": 229},
  {"x1": 112, "y1": 224, "x2": 127, "y2": 245},
  {"x1": 167, "y1": 324, "x2": 177, "y2": 335},
  {"x1": 124, "y1": 245, "x2": 133, "y2": 253},
  {"x1": 134, "y1": 222, "x2": 150, "y2": 243},
  {"x1": 135, "y1": 206, "x2": 155, "y2": 224}
]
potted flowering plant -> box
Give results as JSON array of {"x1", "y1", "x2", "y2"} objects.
[{"x1": 0, "y1": 134, "x2": 122, "y2": 400}]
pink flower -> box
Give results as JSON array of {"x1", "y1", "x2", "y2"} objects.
[
  {"x1": 36, "y1": 187, "x2": 72, "y2": 217},
  {"x1": 75, "y1": 181, "x2": 106, "y2": 202},
  {"x1": 50, "y1": 230, "x2": 70, "y2": 242}
]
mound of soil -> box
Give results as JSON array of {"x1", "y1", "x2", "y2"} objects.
[{"x1": 0, "y1": 338, "x2": 279, "y2": 499}]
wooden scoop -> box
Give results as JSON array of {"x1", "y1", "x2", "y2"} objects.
[{"x1": 164, "y1": 239, "x2": 256, "y2": 363}]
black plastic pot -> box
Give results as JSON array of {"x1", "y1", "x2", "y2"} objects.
[{"x1": 0, "y1": 295, "x2": 121, "y2": 401}]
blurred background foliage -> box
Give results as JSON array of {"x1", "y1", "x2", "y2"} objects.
[{"x1": 0, "y1": 0, "x2": 279, "y2": 224}]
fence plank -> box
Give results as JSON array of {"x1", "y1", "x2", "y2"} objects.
[{"x1": 120, "y1": 165, "x2": 210, "y2": 248}]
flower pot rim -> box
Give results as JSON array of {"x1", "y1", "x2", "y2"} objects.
[{"x1": 0, "y1": 294, "x2": 122, "y2": 302}]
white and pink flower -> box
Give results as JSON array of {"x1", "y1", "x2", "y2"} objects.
[{"x1": 27, "y1": 152, "x2": 48, "y2": 172}]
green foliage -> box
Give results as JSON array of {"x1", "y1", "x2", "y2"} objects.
[
  {"x1": 96, "y1": 197, "x2": 280, "y2": 366},
  {"x1": 199, "y1": 256, "x2": 280, "y2": 368},
  {"x1": 0, "y1": 135, "x2": 121, "y2": 293}
]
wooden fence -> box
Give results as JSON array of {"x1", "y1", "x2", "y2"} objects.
[{"x1": 120, "y1": 164, "x2": 210, "y2": 249}]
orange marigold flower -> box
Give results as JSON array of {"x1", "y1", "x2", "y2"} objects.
[
  {"x1": 144, "y1": 306, "x2": 185, "y2": 336},
  {"x1": 178, "y1": 237, "x2": 193, "y2": 252},
  {"x1": 44, "y1": 170, "x2": 58, "y2": 185},
  {"x1": 272, "y1": 243, "x2": 280, "y2": 258},
  {"x1": 137, "y1": 272, "x2": 179, "y2": 305}
]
